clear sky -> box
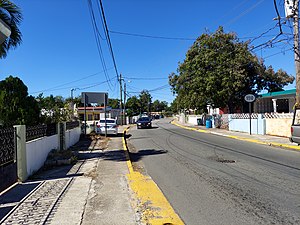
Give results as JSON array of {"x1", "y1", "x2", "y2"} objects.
[{"x1": 0, "y1": 0, "x2": 296, "y2": 104}]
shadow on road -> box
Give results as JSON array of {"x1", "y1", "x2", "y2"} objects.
[{"x1": 129, "y1": 149, "x2": 167, "y2": 162}]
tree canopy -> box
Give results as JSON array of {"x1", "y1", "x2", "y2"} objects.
[
  {"x1": 139, "y1": 90, "x2": 152, "y2": 113},
  {"x1": 125, "y1": 90, "x2": 169, "y2": 116},
  {"x1": 108, "y1": 98, "x2": 120, "y2": 109},
  {"x1": 0, "y1": 76, "x2": 40, "y2": 126},
  {"x1": 0, "y1": 0, "x2": 22, "y2": 58},
  {"x1": 169, "y1": 27, "x2": 294, "y2": 113},
  {"x1": 126, "y1": 96, "x2": 140, "y2": 117}
]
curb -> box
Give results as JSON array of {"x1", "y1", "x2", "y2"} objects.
[
  {"x1": 171, "y1": 121, "x2": 300, "y2": 151},
  {"x1": 123, "y1": 127, "x2": 134, "y2": 173},
  {"x1": 122, "y1": 127, "x2": 184, "y2": 225}
]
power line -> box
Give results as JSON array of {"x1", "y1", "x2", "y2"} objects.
[
  {"x1": 122, "y1": 76, "x2": 168, "y2": 80},
  {"x1": 30, "y1": 68, "x2": 114, "y2": 94},
  {"x1": 263, "y1": 47, "x2": 294, "y2": 59},
  {"x1": 224, "y1": 0, "x2": 266, "y2": 27},
  {"x1": 30, "y1": 78, "x2": 117, "y2": 95},
  {"x1": 87, "y1": 0, "x2": 113, "y2": 90},
  {"x1": 98, "y1": 0, "x2": 119, "y2": 80},
  {"x1": 109, "y1": 30, "x2": 196, "y2": 41},
  {"x1": 127, "y1": 84, "x2": 170, "y2": 94}
]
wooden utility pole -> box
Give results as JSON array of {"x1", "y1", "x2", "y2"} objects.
[
  {"x1": 293, "y1": 0, "x2": 300, "y2": 105},
  {"x1": 119, "y1": 73, "x2": 123, "y2": 125},
  {"x1": 123, "y1": 81, "x2": 126, "y2": 125}
]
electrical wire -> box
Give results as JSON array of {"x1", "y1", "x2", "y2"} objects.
[
  {"x1": 87, "y1": 0, "x2": 113, "y2": 90},
  {"x1": 224, "y1": 0, "x2": 266, "y2": 27},
  {"x1": 109, "y1": 30, "x2": 196, "y2": 41},
  {"x1": 30, "y1": 68, "x2": 114, "y2": 94},
  {"x1": 122, "y1": 76, "x2": 168, "y2": 80},
  {"x1": 98, "y1": 0, "x2": 120, "y2": 81},
  {"x1": 30, "y1": 77, "x2": 117, "y2": 95}
]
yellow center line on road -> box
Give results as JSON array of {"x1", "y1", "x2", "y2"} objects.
[{"x1": 123, "y1": 128, "x2": 184, "y2": 225}]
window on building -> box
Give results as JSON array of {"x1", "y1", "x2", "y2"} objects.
[
  {"x1": 79, "y1": 114, "x2": 84, "y2": 121},
  {"x1": 94, "y1": 114, "x2": 100, "y2": 120}
]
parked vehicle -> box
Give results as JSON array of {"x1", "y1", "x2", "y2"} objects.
[
  {"x1": 96, "y1": 119, "x2": 118, "y2": 136},
  {"x1": 81, "y1": 122, "x2": 95, "y2": 134},
  {"x1": 290, "y1": 108, "x2": 300, "y2": 144},
  {"x1": 136, "y1": 117, "x2": 152, "y2": 129}
]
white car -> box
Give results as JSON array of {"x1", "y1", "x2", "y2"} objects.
[{"x1": 96, "y1": 119, "x2": 118, "y2": 136}]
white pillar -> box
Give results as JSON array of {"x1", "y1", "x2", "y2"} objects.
[{"x1": 272, "y1": 99, "x2": 277, "y2": 113}]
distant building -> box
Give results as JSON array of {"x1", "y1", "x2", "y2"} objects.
[
  {"x1": 254, "y1": 89, "x2": 295, "y2": 113},
  {"x1": 76, "y1": 106, "x2": 120, "y2": 122}
]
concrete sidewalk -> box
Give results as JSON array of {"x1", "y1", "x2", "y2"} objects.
[
  {"x1": 172, "y1": 120, "x2": 300, "y2": 151},
  {"x1": 0, "y1": 126, "x2": 139, "y2": 225}
]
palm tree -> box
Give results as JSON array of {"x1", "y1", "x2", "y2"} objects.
[{"x1": 0, "y1": 0, "x2": 22, "y2": 58}]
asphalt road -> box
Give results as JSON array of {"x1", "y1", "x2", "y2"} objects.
[{"x1": 127, "y1": 118, "x2": 300, "y2": 225}]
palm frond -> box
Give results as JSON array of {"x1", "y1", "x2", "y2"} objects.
[{"x1": 0, "y1": 0, "x2": 23, "y2": 58}]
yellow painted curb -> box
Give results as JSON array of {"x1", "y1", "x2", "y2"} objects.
[
  {"x1": 171, "y1": 120, "x2": 300, "y2": 151},
  {"x1": 123, "y1": 127, "x2": 134, "y2": 174},
  {"x1": 123, "y1": 128, "x2": 184, "y2": 225},
  {"x1": 171, "y1": 120, "x2": 208, "y2": 133}
]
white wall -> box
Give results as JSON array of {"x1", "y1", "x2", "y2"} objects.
[
  {"x1": 187, "y1": 115, "x2": 202, "y2": 125},
  {"x1": 65, "y1": 127, "x2": 81, "y2": 149},
  {"x1": 26, "y1": 135, "x2": 58, "y2": 177},
  {"x1": 25, "y1": 126, "x2": 81, "y2": 178}
]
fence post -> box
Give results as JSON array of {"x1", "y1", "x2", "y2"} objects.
[
  {"x1": 228, "y1": 114, "x2": 232, "y2": 131},
  {"x1": 13, "y1": 125, "x2": 27, "y2": 182},
  {"x1": 57, "y1": 122, "x2": 66, "y2": 151}
]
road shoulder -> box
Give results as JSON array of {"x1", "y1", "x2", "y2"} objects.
[{"x1": 124, "y1": 127, "x2": 184, "y2": 225}]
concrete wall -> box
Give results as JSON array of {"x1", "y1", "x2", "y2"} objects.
[
  {"x1": 265, "y1": 118, "x2": 293, "y2": 137},
  {"x1": 178, "y1": 113, "x2": 293, "y2": 137},
  {"x1": 187, "y1": 115, "x2": 202, "y2": 125},
  {"x1": 228, "y1": 114, "x2": 266, "y2": 135},
  {"x1": 26, "y1": 135, "x2": 58, "y2": 177},
  {"x1": 16, "y1": 125, "x2": 81, "y2": 181},
  {"x1": 65, "y1": 127, "x2": 81, "y2": 149}
]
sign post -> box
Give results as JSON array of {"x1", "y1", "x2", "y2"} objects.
[{"x1": 244, "y1": 94, "x2": 256, "y2": 135}]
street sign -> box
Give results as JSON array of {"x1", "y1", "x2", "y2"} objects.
[
  {"x1": 244, "y1": 94, "x2": 256, "y2": 103},
  {"x1": 81, "y1": 92, "x2": 108, "y2": 104}
]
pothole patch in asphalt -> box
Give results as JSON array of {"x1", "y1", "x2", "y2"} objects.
[
  {"x1": 208, "y1": 156, "x2": 236, "y2": 163},
  {"x1": 216, "y1": 158, "x2": 236, "y2": 163}
]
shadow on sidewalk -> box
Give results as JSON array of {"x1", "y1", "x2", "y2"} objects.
[
  {"x1": 0, "y1": 182, "x2": 41, "y2": 221},
  {"x1": 0, "y1": 134, "x2": 166, "y2": 221}
]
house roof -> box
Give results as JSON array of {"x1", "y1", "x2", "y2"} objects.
[{"x1": 260, "y1": 89, "x2": 295, "y2": 98}]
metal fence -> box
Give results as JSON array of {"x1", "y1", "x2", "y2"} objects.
[
  {"x1": 26, "y1": 123, "x2": 58, "y2": 142},
  {"x1": 0, "y1": 127, "x2": 16, "y2": 167},
  {"x1": 66, "y1": 121, "x2": 79, "y2": 130}
]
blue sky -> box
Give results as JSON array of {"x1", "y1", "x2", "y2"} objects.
[{"x1": 0, "y1": 0, "x2": 296, "y2": 104}]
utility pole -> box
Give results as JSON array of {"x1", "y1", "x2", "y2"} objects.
[
  {"x1": 123, "y1": 81, "x2": 126, "y2": 125},
  {"x1": 119, "y1": 73, "x2": 123, "y2": 125},
  {"x1": 293, "y1": 0, "x2": 300, "y2": 105}
]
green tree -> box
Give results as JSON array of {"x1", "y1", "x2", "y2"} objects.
[
  {"x1": 108, "y1": 98, "x2": 120, "y2": 109},
  {"x1": 125, "y1": 96, "x2": 140, "y2": 117},
  {"x1": 169, "y1": 98, "x2": 179, "y2": 114},
  {"x1": 151, "y1": 100, "x2": 168, "y2": 112},
  {"x1": 36, "y1": 94, "x2": 72, "y2": 124},
  {"x1": 260, "y1": 66, "x2": 294, "y2": 93},
  {"x1": 169, "y1": 27, "x2": 294, "y2": 113},
  {"x1": 139, "y1": 90, "x2": 152, "y2": 113},
  {"x1": 0, "y1": 0, "x2": 22, "y2": 58},
  {"x1": 0, "y1": 76, "x2": 40, "y2": 126}
]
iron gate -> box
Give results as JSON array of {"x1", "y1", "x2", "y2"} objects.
[{"x1": 0, "y1": 127, "x2": 17, "y2": 193}]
